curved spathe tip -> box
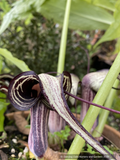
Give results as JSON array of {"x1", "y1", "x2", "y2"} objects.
[{"x1": 8, "y1": 71, "x2": 41, "y2": 111}]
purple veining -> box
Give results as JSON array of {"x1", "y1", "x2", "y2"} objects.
[{"x1": 7, "y1": 71, "x2": 116, "y2": 159}]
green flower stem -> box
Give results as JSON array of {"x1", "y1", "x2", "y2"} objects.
[
  {"x1": 0, "y1": 107, "x2": 6, "y2": 132},
  {"x1": 57, "y1": 0, "x2": 71, "y2": 73},
  {"x1": 92, "y1": 79, "x2": 119, "y2": 138},
  {"x1": 66, "y1": 51, "x2": 120, "y2": 160}
]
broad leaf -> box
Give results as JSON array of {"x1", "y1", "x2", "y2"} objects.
[
  {"x1": 0, "y1": 0, "x2": 10, "y2": 18},
  {"x1": 40, "y1": 0, "x2": 114, "y2": 30},
  {"x1": 84, "y1": 0, "x2": 116, "y2": 12},
  {"x1": 0, "y1": 0, "x2": 10, "y2": 13},
  {"x1": 93, "y1": 0, "x2": 115, "y2": 11},
  {"x1": 0, "y1": 0, "x2": 46, "y2": 34},
  {"x1": 0, "y1": 48, "x2": 30, "y2": 72},
  {"x1": 0, "y1": 0, "x2": 114, "y2": 34}
]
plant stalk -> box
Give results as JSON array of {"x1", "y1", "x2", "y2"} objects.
[
  {"x1": 57, "y1": 0, "x2": 71, "y2": 73},
  {"x1": 65, "y1": 91, "x2": 120, "y2": 114},
  {"x1": 66, "y1": 51, "x2": 120, "y2": 160},
  {"x1": 92, "y1": 79, "x2": 119, "y2": 137},
  {"x1": 0, "y1": 107, "x2": 6, "y2": 132}
]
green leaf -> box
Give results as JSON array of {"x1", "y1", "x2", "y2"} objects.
[
  {"x1": 84, "y1": 0, "x2": 116, "y2": 12},
  {"x1": 55, "y1": 132, "x2": 62, "y2": 138},
  {"x1": 113, "y1": 37, "x2": 120, "y2": 54},
  {"x1": 25, "y1": 14, "x2": 33, "y2": 25},
  {"x1": 0, "y1": 1, "x2": 31, "y2": 34},
  {"x1": 0, "y1": 92, "x2": 9, "y2": 110},
  {"x1": 0, "y1": 92, "x2": 9, "y2": 131},
  {"x1": 0, "y1": 57, "x2": 3, "y2": 74},
  {"x1": 25, "y1": 125, "x2": 30, "y2": 128},
  {"x1": 0, "y1": 48, "x2": 30, "y2": 72},
  {"x1": 0, "y1": 0, "x2": 10, "y2": 19},
  {"x1": 0, "y1": 1, "x2": 10, "y2": 19},
  {"x1": 94, "y1": 5, "x2": 120, "y2": 48},
  {"x1": 0, "y1": 0, "x2": 46, "y2": 34},
  {"x1": 0, "y1": 0, "x2": 10, "y2": 12},
  {"x1": 0, "y1": 0, "x2": 114, "y2": 34},
  {"x1": 64, "y1": 125, "x2": 71, "y2": 133},
  {"x1": 103, "y1": 146, "x2": 113, "y2": 155},
  {"x1": 93, "y1": 0, "x2": 116, "y2": 11},
  {"x1": 87, "y1": 144, "x2": 97, "y2": 154},
  {"x1": 40, "y1": 0, "x2": 114, "y2": 30}
]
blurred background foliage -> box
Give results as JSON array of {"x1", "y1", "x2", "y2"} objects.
[
  {"x1": 0, "y1": 1, "x2": 90, "y2": 78},
  {"x1": 1, "y1": 0, "x2": 120, "y2": 78}
]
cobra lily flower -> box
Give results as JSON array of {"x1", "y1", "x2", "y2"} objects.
[
  {"x1": 48, "y1": 111, "x2": 66, "y2": 134},
  {"x1": 80, "y1": 69, "x2": 109, "y2": 132},
  {"x1": 0, "y1": 74, "x2": 14, "y2": 94},
  {"x1": 8, "y1": 71, "x2": 114, "y2": 159},
  {"x1": 69, "y1": 73, "x2": 80, "y2": 105},
  {"x1": 48, "y1": 73, "x2": 79, "y2": 134}
]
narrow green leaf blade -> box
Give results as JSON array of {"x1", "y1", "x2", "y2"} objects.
[
  {"x1": 0, "y1": 48, "x2": 30, "y2": 71},
  {"x1": 114, "y1": 37, "x2": 120, "y2": 54},
  {"x1": 94, "y1": 11, "x2": 120, "y2": 48}
]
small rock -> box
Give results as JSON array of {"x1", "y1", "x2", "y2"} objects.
[
  {"x1": 11, "y1": 154, "x2": 15, "y2": 158},
  {"x1": 23, "y1": 147, "x2": 28, "y2": 155},
  {"x1": 11, "y1": 148, "x2": 15, "y2": 153},
  {"x1": 18, "y1": 152, "x2": 22, "y2": 158},
  {"x1": 0, "y1": 143, "x2": 9, "y2": 148},
  {"x1": 12, "y1": 138, "x2": 17, "y2": 144}
]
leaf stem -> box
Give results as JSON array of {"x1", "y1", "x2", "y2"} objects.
[
  {"x1": 57, "y1": 0, "x2": 71, "y2": 73},
  {"x1": 66, "y1": 51, "x2": 120, "y2": 160},
  {"x1": 92, "y1": 79, "x2": 119, "y2": 137},
  {"x1": 65, "y1": 91, "x2": 120, "y2": 114}
]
